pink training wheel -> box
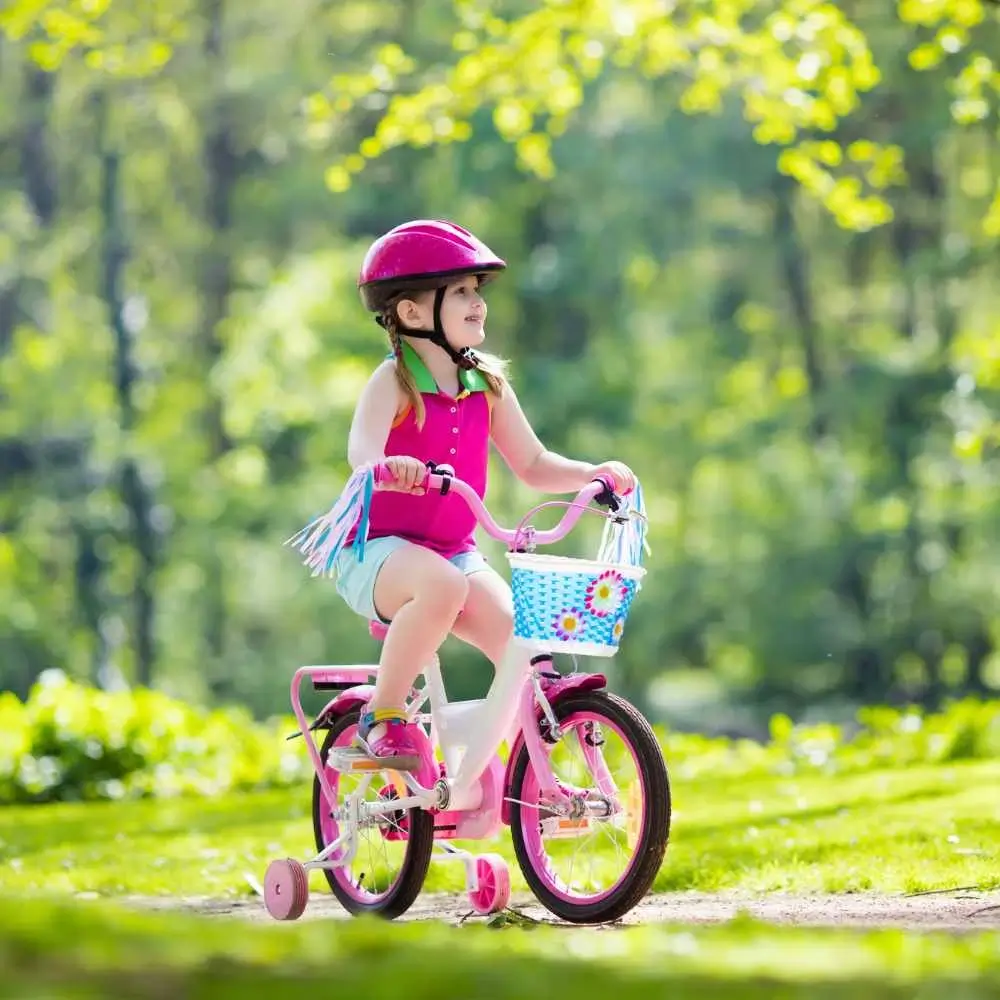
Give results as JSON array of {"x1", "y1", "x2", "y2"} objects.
[
  {"x1": 468, "y1": 853, "x2": 511, "y2": 915},
  {"x1": 264, "y1": 858, "x2": 309, "y2": 920}
]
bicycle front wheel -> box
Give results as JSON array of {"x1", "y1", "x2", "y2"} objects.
[{"x1": 508, "y1": 690, "x2": 670, "y2": 923}]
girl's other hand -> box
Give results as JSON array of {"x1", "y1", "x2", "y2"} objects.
[
  {"x1": 382, "y1": 455, "x2": 427, "y2": 494},
  {"x1": 590, "y1": 461, "x2": 636, "y2": 496}
]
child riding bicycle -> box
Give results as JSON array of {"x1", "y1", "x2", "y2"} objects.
[{"x1": 327, "y1": 220, "x2": 637, "y2": 771}]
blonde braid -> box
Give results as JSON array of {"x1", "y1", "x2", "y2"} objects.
[
  {"x1": 385, "y1": 312, "x2": 426, "y2": 429},
  {"x1": 471, "y1": 352, "x2": 508, "y2": 397}
]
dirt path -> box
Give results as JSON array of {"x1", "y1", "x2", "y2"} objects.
[{"x1": 125, "y1": 889, "x2": 1000, "y2": 932}]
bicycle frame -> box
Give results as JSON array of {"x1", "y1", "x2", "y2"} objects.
[{"x1": 289, "y1": 469, "x2": 625, "y2": 854}]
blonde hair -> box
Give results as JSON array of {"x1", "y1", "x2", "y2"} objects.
[{"x1": 382, "y1": 293, "x2": 508, "y2": 430}]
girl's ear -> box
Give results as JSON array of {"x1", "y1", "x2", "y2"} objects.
[{"x1": 395, "y1": 296, "x2": 424, "y2": 326}]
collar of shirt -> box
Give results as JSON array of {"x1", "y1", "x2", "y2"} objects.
[{"x1": 393, "y1": 340, "x2": 489, "y2": 396}]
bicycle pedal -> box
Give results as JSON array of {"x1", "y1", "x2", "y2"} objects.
[
  {"x1": 327, "y1": 746, "x2": 387, "y2": 772},
  {"x1": 539, "y1": 816, "x2": 593, "y2": 838}
]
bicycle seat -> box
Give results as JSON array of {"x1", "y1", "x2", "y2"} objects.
[{"x1": 367, "y1": 608, "x2": 463, "y2": 642}]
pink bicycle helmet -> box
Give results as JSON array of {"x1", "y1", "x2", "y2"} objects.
[
  {"x1": 357, "y1": 220, "x2": 507, "y2": 369},
  {"x1": 358, "y1": 219, "x2": 506, "y2": 313}
]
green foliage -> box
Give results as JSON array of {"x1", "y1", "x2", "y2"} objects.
[
  {"x1": 317, "y1": 0, "x2": 1000, "y2": 235},
  {"x1": 0, "y1": 0, "x2": 185, "y2": 76},
  {"x1": 665, "y1": 696, "x2": 1000, "y2": 783},
  {"x1": 0, "y1": 671, "x2": 311, "y2": 804},
  {"x1": 322, "y1": 0, "x2": 899, "y2": 228}
]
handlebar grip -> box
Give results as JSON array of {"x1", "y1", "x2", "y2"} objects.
[{"x1": 372, "y1": 460, "x2": 453, "y2": 495}]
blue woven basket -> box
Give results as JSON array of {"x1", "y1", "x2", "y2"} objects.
[{"x1": 506, "y1": 553, "x2": 645, "y2": 658}]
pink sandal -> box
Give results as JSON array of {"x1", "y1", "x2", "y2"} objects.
[{"x1": 352, "y1": 710, "x2": 423, "y2": 772}]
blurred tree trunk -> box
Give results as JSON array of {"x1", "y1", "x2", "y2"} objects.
[
  {"x1": 772, "y1": 177, "x2": 827, "y2": 441},
  {"x1": 887, "y1": 130, "x2": 951, "y2": 709},
  {"x1": 844, "y1": 232, "x2": 873, "y2": 331},
  {"x1": 98, "y1": 94, "x2": 159, "y2": 688},
  {"x1": 965, "y1": 629, "x2": 992, "y2": 695},
  {"x1": 0, "y1": 63, "x2": 57, "y2": 353},
  {"x1": 2, "y1": 57, "x2": 114, "y2": 685},
  {"x1": 21, "y1": 64, "x2": 57, "y2": 227},
  {"x1": 199, "y1": 0, "x2": 238, "y2": 700},
  {"x1": 773, "y1": 177, "x2": 890, "y2": 702},
  {"x1": 838, "y1": 225, "x2": 888, "y2": 702}
]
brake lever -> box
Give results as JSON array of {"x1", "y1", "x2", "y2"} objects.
[
  {"x1": 592, "y1": 479, "x2": 622, "y2": 513},
  {"x1": 425, "y1": 460, "x2": 455, "y2": 495}
]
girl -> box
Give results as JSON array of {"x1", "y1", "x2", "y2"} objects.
[{"x1": 330, "y1": 219, "x2": 635, "y2": 771}]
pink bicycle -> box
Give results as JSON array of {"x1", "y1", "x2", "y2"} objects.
[{"x1": 263, "y1": 464, "x2": 670, "y2": 924}]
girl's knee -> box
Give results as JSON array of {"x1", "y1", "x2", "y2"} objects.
[
  {"x1": 469, "y1": 573, "x2": 513, "y2": 633},
  {"x1": 488, "y1": 588, "x2": 515, "y2": 635},
  {"x1": 494, "y1": 606, "x2": 515, "y2": 654},
  {"x1": 487, "y1": 597, "x2": 514, "y2": 636},
  {"x1": 499, "y1": 604, "x2": 514, "y2": 636},
  {"x1": 419, "y1": 563, "x2": 469, "y2": 616}
]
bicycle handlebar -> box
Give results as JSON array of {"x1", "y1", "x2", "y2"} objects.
[{"x1": 371, "y1": 461, "x2": 621, "y2": 548}]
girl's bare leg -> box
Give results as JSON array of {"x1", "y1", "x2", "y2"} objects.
[{"x1": 367, "y1": 543, "x2": 470, "y2": 720}]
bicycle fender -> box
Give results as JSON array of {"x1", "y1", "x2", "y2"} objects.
[
  {"x1": 500, "y1": 672, "x2": 607, "y2": 825},
  {"x1": 314, "y1": 684, "x2": 376, "y2": 728}
]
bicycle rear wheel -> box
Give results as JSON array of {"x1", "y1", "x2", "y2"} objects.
[{"x1": 508, "y1": 690, "x2": 670, "y2": 923}]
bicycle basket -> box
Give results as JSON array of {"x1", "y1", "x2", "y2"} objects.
[{"x1": 506, "y1": 553, "x2": 645, "y2": 658}]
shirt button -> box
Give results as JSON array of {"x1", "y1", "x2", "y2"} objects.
[
  {"x1": 449, "y1": 448, "x2": 456, "y2": 455},
  {"x1": 452, "y1": 427, "x2": 459, "y2": 434},
  {"x1": 450, "y1": 406, "x2": 457, "y2": 413}
]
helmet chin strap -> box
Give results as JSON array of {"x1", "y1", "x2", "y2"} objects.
[{"x1": 381, "y1": 287, "x2": 480, "y2": 370}]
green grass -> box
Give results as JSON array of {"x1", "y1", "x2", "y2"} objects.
[
  {"x1": 0, "y1": 757, "x2": 997, "y2": 900},
  {"x1": 0, "y1": 896, "x2": 999, "y2": 1000}
]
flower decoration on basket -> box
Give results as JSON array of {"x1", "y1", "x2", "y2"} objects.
[
  {"x1": 552, "y1": 608, "x2": 586, "y2": 641},
  {"x1": 584, "y1": 569, "x2": 628, "y2": 618}
]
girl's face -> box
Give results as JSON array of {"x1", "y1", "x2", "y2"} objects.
[
  {"x1": 397, "y1": 277, "x2": 487, "y2": 349},
  {"x1": 438, "y1": 276, "x2": 487, "y2": 348}
]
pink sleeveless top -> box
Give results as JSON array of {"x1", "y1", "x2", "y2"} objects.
[{"x1": 350, "y1": 343, "x2": 493, "y2": 559}]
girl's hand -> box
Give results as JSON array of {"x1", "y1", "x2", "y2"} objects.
[
  {"x1": 590, "y1": 461, "x2": 636, "y2": 496},
  {"x1": 382, "y1": 455, "x2": 427, "y2": 494}
]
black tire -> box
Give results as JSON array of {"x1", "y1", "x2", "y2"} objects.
[
  {"x1": 311, "y1": 710, "x2": 434, "y2": 919},
  {"x1": 509, "y1": 690, "x2": 671, "y2": 924}
]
